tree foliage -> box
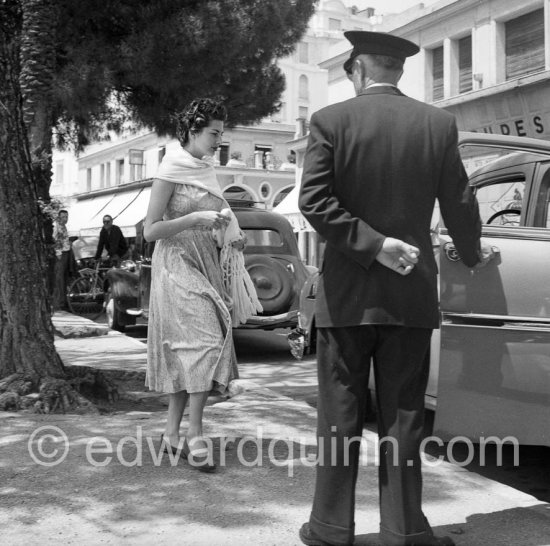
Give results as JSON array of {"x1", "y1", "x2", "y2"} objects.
[{"x1": 51, "y1": 0, "x2": 318, "y2": 149}]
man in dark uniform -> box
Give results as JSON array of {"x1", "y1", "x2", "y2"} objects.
[
  {"x1": 94, "y1": 214, "x2": 128, "y2": 267},
  {"x1": 298, "y1": 31, "x2": 494, "y2": 546}
]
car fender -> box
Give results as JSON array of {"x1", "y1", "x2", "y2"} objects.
[{"x1": 105, "y1": 268, "x2": 139, "y2": 312}]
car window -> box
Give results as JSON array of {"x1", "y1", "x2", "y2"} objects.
[
  {"x1": 243, "y1": 229, "x2": 283, "y2": 247},
  {"x1": 459, "y1": 145, "x2": 513, "y2": 176},
  {"x1": 533, "y1": 167, "x2": 550, "y2": 228},
  {"x1": 475, "y1": 179, "x2": 525, "y2": 226}
]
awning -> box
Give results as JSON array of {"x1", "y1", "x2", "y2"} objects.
[
  {"x1": 112, "y1": 188, "x2": 151, "y2": 238},
  {"x1": 66, "y1": 194, "x2": 116, "y2": 237},
  {"x1": 74, "y1": 188, "x2": 151, "y2": 238},
  {"x1": 273, "y1": 185, "x2": 313, "y2": 232}
]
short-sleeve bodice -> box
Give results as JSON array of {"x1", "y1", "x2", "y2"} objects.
[{"x1": 165, "y1": 184, "x2": 225, "y2": 221}]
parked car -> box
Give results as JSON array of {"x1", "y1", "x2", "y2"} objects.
[
  {"x1": 290, "y1": 132, "x2": 550, "y2": 447},
  {"x1": 105, "y1": 201, "x2": 317, "y2": 334}
]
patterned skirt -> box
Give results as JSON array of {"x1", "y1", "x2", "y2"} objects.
[{"x1": 145, "y1": 228, "x2": 235, "y2": 393}]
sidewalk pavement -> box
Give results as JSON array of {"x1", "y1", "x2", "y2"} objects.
[{"x1": 0, "y1": 312, "x2": 548, "y2": 545}]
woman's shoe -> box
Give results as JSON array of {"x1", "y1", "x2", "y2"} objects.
[
  {"x1": 184, "y1": 437, "x2": 217, "y2": 473},
  {"x1": 160, "y1": 434, "x2": 186, "y2": 458}
]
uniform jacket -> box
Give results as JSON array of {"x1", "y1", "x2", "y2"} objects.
[{"x1": 299, "y1": 86, "x2": 482, "y2": 329}]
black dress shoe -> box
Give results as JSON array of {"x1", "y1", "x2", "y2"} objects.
[
  {"x1": 184, "y1": 438, "x2": 217, "y2": 474},
  {"x1": 160, "y1": 434, "x2": 186, "y2": 457},
  {"x1": 299, "y1": 522, "x2": 350, "y2": 546}
]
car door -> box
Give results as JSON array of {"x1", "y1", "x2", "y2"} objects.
[{"x1": 433, "y1": 135, "x2": 550, "y2": 446}]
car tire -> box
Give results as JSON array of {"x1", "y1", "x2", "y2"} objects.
[
  {"x1": 106, "y1": 289, "x2": 136, "y2": 332},
  {"x1": 245, "y1": 255, "x2": 294, "y2": 315}
]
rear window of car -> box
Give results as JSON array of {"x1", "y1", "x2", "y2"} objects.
[{"x1": 243, "y1": 229, "x2": 283, "y2": 247}]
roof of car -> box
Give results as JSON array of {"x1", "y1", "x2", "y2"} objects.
[{"x1": 469, "y1": 151, "x2": 550, "y2": 183}]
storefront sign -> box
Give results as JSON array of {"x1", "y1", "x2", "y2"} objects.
[
  {"x1": 446, "y1": 81, "x2": 550, "y2": 140},
  {"x1": 473, "y1": 113, "x2": 546, "y2": 138}
]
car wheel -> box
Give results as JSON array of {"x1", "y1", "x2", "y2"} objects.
[
  {"x1": 105, "y1": 289, "x2": 135, "y2": 332},
  {"x1": 245, "y1": 255, "x2": 294, "y2": 315}
]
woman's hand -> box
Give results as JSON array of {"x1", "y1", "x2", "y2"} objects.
[
  {"x1": 192, "y1": 210, "x2": 231, "y2": 230},
  {"x1": 231, "y1": 230, "x2": 247, "y2": 251}
]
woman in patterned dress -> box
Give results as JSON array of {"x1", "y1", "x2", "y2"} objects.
[{"x1": 144, "y1": 98, "x2": 241, "y2": 473}]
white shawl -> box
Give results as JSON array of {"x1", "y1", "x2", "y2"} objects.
[{"x1": 156, "y1": 149, "x2": 262, "y2": 326}]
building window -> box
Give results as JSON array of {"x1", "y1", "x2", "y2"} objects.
[
  {"x1": 219, "y1": 144, "x2": 229, "y2": 166},
  {"x1": 299, "y1": 75, "x2": 309, "y2": 100},
  {"x1": 86, "y1": 168, "x2": 92, "y2": 192},
  {"x1": 297, "y1": 41, "x2": 308, "y2": 64},
  {"x1": 505, "y1": 9, "x2": 544, "y2": 80},
  {"x1": 116, "y1": 159, "x2": 124, "y2": 185},
  {"x1": 105, "y1": 162, "x2": 111, "y2": 187},
  {"x1": 254, "y1": 145, "x2": 272, "y2": 169},
  {"x1": 273, "y1": 186, "x2": 293, "y2": 208},
  {"x1": 100, "y1": 164, "x2": 105, "y2": 188},
  {"x1": 130, "y1": 164, "x2": 143, "y2": 182},
  {"x1": 432, "y1": 46, "x2": 444, "y2": 101},
  {"x1": 259, "y1": 182, "x2": 272, "y2": 200},
  {"x1": 329, "y1": 18, "x2": 341, "y2": 31},
  {"x1": 458, "y1": 35, "x2": 472, "y2": 94}
]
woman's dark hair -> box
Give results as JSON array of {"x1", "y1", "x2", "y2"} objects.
[{"x1": 174, "y1": 98, "x2": 227, "y2": 146}]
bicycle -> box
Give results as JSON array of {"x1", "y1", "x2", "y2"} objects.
[{"x1": 66, "y1": 260, "x2": 110, "y2": 320}]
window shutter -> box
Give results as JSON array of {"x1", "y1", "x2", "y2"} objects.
[
  {"x1": 432, "y1": 46, "x2": 444, "y2": 101},
  {"x1": 459, "y1": 35, "x2": 472, "y2": 93},
  {"x1": 505, "y1": 9, "x2": 544, "y2": 80}
]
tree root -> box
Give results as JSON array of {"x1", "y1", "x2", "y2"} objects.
[
  {"x1": 65, "y1": 366, "x2": 119, "y2": 404},
  {"x1": 0, "y1": 368, "x2": 119, "y2": 414}
]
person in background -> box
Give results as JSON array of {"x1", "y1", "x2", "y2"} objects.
[
  {"x1": 94, "y1": 215, "x2": 128, "y2": 267},
  {"x1": 52, "y1": 209, "x2": 73, "y2": 311},
  {"x1": 298, "y1": 31, "x2": 494, "y2": 546}
]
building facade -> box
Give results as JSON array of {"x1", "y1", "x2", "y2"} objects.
[
  {"x1": 287, "y1": 0, "x2": 550, "y2": 267},
  {"x1": 324, "y1": 0, "x2": 550, "y2": 139},
  {"x1": 50, "y1": 0, "x2": 376, "y2": 240}
]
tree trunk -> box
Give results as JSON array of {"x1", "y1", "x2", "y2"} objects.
[
  {"x1": 20, "y1": 0, "x2": 59, "y2": 303},
  {"x1": 0, "y1": 0, "x2": 64, "y2": 380}
]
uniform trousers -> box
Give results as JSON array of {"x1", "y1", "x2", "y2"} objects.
[{"x1": 309, "y1": 325, "x2": 434, "y2": 546}]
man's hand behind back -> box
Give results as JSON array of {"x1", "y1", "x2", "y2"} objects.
[{"x1": 375, "y1": 237, "x2": 419, "y2": 276}]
